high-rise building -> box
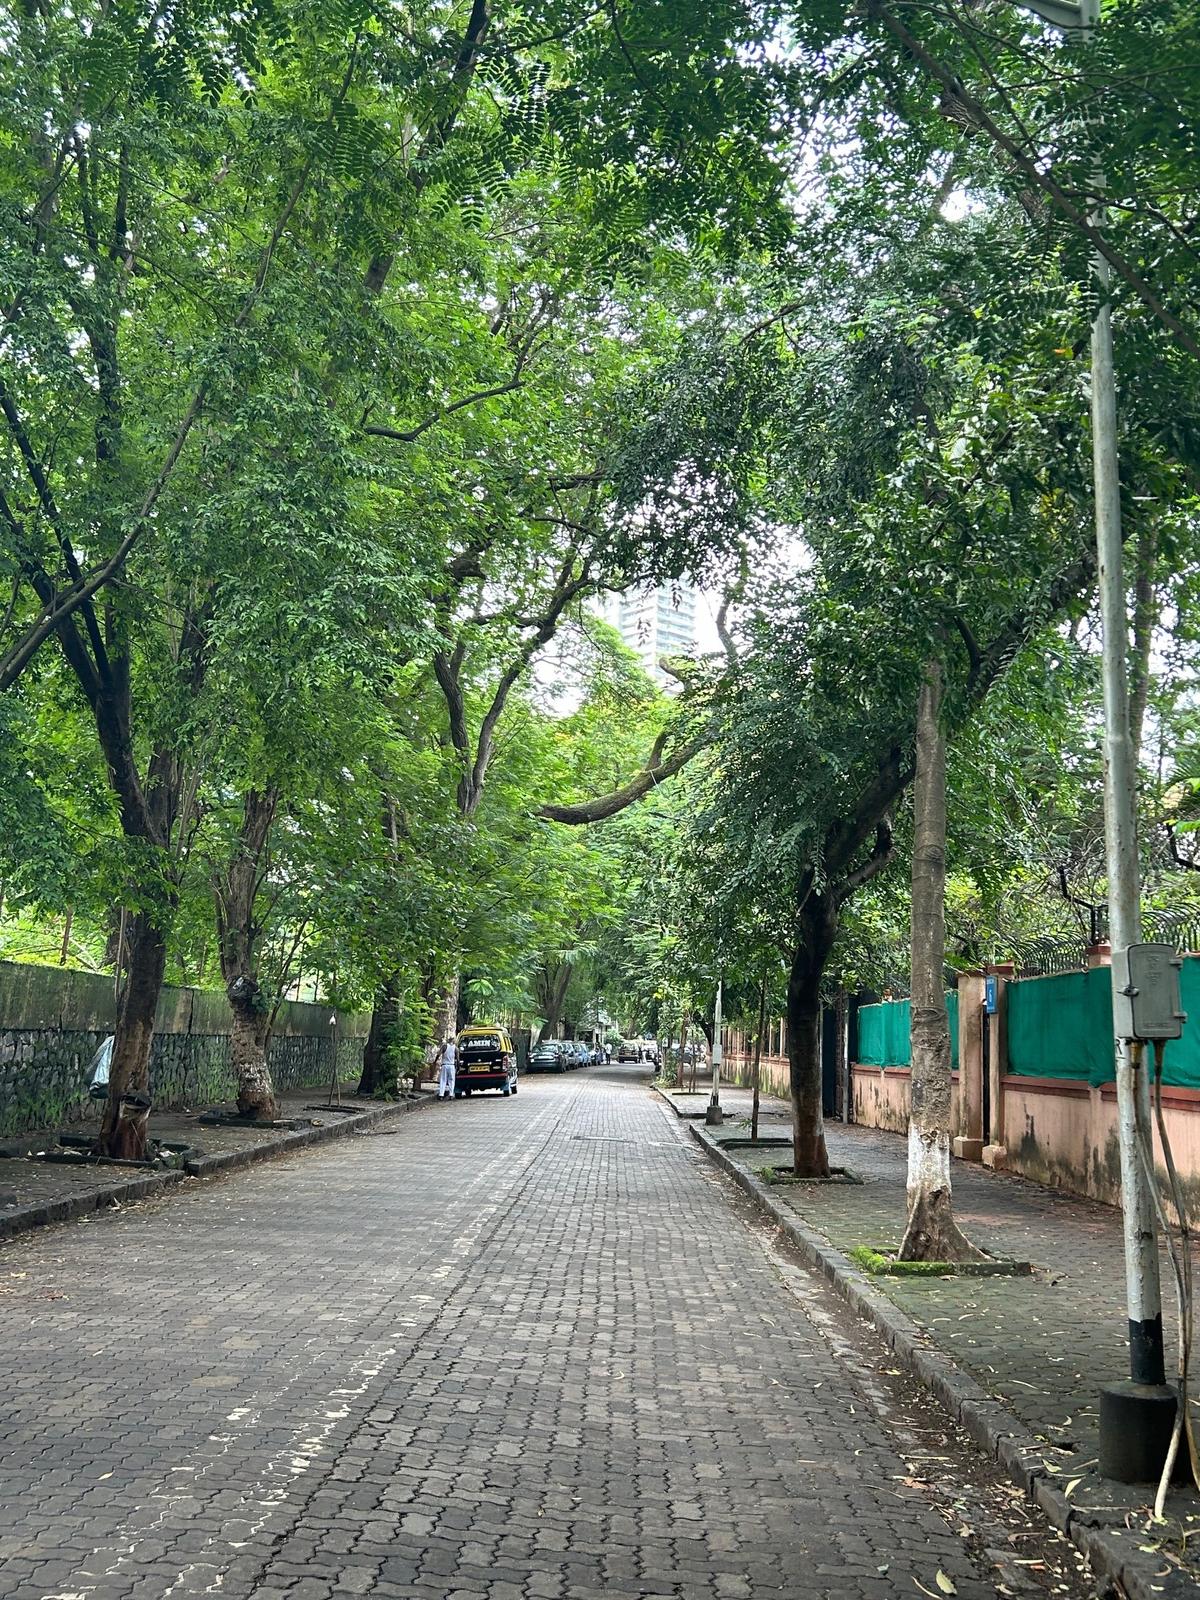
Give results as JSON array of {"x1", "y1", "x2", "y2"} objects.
[{"x1": 603, "y1": 583, "x2": 699, "y2": 688}]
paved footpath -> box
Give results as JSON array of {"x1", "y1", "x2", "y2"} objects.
[
  {"x1": 0, "y1": 1065, "x2": 1098, "y2": 1600},
  {"x1": 674, "y1": 1082, "x2": 1200, "y2": 1471}
]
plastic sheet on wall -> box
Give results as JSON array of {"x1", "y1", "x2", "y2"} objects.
[
  {"x1": 1006, "y1": 957, "x2": 1200, "y2": 1089},
  {"x1": 857, "y1": 993, "x2": 959, "y2": 1071}
]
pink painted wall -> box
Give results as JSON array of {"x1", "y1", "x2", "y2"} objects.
[
  {"x1": 1002, "y1": 1076, "x2": 1200, "y2": 1213},
  {"x1": 728, "y1": 976, "x2": 1200, "y2": 1212},
  {"x1": 722, "y1": 1040, "x2": 790, "y2": 1100},
  {"x1": 852, "y1": 1065, "x2": 910, "y2": 1134},
  {"x1": 850, "y1": 1059, "x2": 1200, "y2": 1214}
]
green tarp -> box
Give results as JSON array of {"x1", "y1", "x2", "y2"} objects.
[
  {"x1": 1006, "y1": 967, "x2": 1115, "y2": 1086},
  {"x1": 1164, "y1": 961, "x2": 1200, "y2": 1087},
  {"x1": 857, "y1": 998, "x2": 910, "y2": 1067},
  {"x1": 1007, "y1": 957, "x2": 1200, "y2": 1089},
  {"x1": 857, "y1": 993, "x2": 959, "y2": 1070}
]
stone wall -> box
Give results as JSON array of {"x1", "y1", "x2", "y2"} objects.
[{"x1": 0, "y1": 960, "x2": 369, "y2": 1136}]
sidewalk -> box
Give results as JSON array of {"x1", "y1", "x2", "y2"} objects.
[
  {"x1": 660, "y1": 1079, "x2": 1200, "y2": 1596},
  {"x1": 0, "y1": 1088, "x2": 435, "y2": 1242}
]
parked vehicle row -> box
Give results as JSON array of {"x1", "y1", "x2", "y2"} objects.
[
  {"x1": 526, "y1": 1038, "x2": 604, "y2": 1073},
  {"x1": 446, "y1": 1027, "x2": 610, "y2": 1093},
  {"x1": 616, "y1": 1039, "x2": 660, "y2": 1065}
]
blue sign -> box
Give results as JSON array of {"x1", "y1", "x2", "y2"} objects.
[{"x1": 984, "y1": 975, "x2": 998, "y2": 1015}]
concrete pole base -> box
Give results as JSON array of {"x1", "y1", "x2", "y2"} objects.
[
  {"x1": 1098, "y1": 1381, "x2": 1180, "y2": 1482},
  {"x1": 704, "y1": 1099, "x2": 723, "y2": 1127}
]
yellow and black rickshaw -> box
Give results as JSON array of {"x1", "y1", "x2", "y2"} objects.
[{"x1": 454, "y1": 1026, "x2": 519, "y2": 1097}]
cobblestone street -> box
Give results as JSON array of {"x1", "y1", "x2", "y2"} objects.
[{"x1": 0, "y1": 1065, "x2": 1097, "y2": 1600}]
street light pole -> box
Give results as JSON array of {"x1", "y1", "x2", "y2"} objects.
[
  {"x1": 1093, "y1": 238, "x2": 1166, "y2": 1383},
  {"x1": 1018, "y1": 0, "x2": 1171, "y2": 1477},
  {"x1": 705, "y1": 978, "x2": 724, "y2": 1126}
]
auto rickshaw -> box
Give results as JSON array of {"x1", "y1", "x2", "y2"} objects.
[{"x1": 454, "y1": 1026, "x2": 519, "y2": 1096}]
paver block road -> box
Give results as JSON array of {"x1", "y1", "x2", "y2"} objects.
[{"x1": 0, "y1": 1065, "x2": 1095, "y2": 1599}]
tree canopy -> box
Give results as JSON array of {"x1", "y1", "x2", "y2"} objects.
[{"x1": 1, "y1": 0, "x2": 1199, "y2": 1181}]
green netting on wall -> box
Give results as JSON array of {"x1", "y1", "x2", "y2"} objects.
[
  {"x1": 948, "y1": 990, "x2": 959, "y2": 1070},
  {"x1": 857, "y1": 999, "x2": 910, "y2": 1066},
  {"x1": 857, "y1": 994, "x2": 959, "y2": 1070},
  {"x1": 1006, "y1": 968, "x2": 1114, "y2": 1086},
  {"x1": 1006, "y1": 957, "x2": 1200, "y2": 1089},
  {"x1": 1164, "y1": 960, "x2": 1200, "y2": 1088}
]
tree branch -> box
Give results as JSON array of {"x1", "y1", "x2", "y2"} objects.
[
  {"x1": 538, "y1": 730, "x2": 703, "y2": 825},
  {"x1": 432, "y1": 649, "x2": 471, "y2": 764},
  {"x1": 365, "y1": 290, "x2": 554, "y2": 443},
  {"x1": 467, "y1": 562, "x2": 592, "y2": 808},
  {"x1": 0, "y1": 46, "x2": 357, "y2": 692},
  {"x1": 864, "y1": 0, "x2": 1200, "y2": 359},
  {"x1": 363, "y1": 0, "x2": 491, "y2": 295},
  {"x1": 837, "y1": 818, "x2": 895, "y2": 902}
]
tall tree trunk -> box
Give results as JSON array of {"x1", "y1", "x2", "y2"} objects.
[
  {"x1": 96, "y1": 909, "x2": 166, "y2": 1159},
  {"x1": 93, "y1": 739, "x2": 188, "y2": 1158},
  {"x1": 900, "y1": 663, "x2": 980, "y2": 1262},
  {"x1": 213, "y1": 789, "x2": 281, "y2": 1122},
  {"x1": 787, "y1": 893, "x2": 838, "y2": 1178},
  {"x1": 429, "y1": 976, "x2": 460, "y2": 1058},
  {"x1": 228, "y1": 978, "x2": 276, "y2": 1120},
  {"x1": 534, "y1": 961, "x2": 572, "y2": 1044},
  {"x1": 101, "y1": 904, "x2": 125, "y2": 972},
  {"x1": 87, "y1": 619, "x2": 205, "y2": 1154},
  {"x1": 751, "y1": 975, "x2": 767, "y2": 1142},
  {"x1": 360, "y1": 972, "x2": 403, "y2": 1097}
]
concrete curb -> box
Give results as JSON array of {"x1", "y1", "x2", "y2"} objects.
[
  {"x1": 664, "y1": 1092, "x2": 1186, "y2": 1600},
  {"x1": 0, "y1": 1094, "x2": 436, "y2": 1247},
  {"x1": 0, "y1": 1167, "x2": 185, "y2": 1243}
]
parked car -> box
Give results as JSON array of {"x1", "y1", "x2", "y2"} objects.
[
  {"x1": 617, "y1": 1039, "x2": 641, "y2": 1063},
  {"x1": 528, "y1": 1039, "x2": 566, "y2": 1073},
  {"x1": 454, "y1": 1026, "x2": 518, "y2": 1096},
  {"x1": 589, "y1": 1043, "x2": 604, "y2": 1066},
  {"x1": 563, "y1": 1041, "x2": 586, "y2": 1068}
]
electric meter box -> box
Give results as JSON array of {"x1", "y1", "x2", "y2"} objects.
[{"x1": 1111, "y1": 942, "x2": 1186, "y2": 1042}]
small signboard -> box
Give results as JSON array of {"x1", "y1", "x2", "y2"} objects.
[{"x1": 984, "y1": 975, "x2": 998, "y2": 1016}]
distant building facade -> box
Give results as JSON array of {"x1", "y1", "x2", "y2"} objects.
[{"x1": 602, "y1": 583, "x2": 698, "y2": 688}]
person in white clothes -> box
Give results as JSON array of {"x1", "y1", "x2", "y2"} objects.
[{"x1": 437, "y1": 1034, "x2": 457, "y2": 1100}]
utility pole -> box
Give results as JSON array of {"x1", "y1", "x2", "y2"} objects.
[
  {"x1": 1018, "y1": 0, "x2": 1172, "y2": 1479},
  {"x1": 705, "y1": 978, "x2": 724, "y2": 1126}
]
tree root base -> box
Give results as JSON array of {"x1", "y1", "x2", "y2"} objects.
[
  {"x1": 850, "y1": 1245, "x2": 1032, "y2": 1278},
  {"x1": 761, "y1": 1164, "x2": 864, "y2": 1186}
]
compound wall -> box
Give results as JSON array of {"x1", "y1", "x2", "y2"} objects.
[{"x1": 0, "y1": 960, "x2": 368, "y2": 1136}]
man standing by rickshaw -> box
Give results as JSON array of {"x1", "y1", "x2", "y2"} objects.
[{"x1": 437, "y1": 1033, "x2": 456, "y2": 1100}]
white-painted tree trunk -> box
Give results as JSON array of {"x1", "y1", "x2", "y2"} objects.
[{"x1": 900, "y1": 662, "x2": 980, "y2": 1263}]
